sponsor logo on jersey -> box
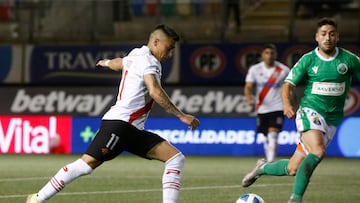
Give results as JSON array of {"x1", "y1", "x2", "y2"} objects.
[
  {"x1": 312, "y1": 82, "x2": 345, "y2": 96},
  {"x1": 312, "y1": 116, "x2": 321, "y2": 125},
  {"x1": 312, "y1": 66, "x2": 319, "y2": 74},
  {"x1": 337, "y1": 63, "x2": 348, "y2": 75}
]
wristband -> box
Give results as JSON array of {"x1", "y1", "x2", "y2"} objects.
[{"x1": 104, "y1": 60, "x2": 110, "y2": 67}]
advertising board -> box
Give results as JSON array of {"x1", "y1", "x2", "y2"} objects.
[
  {"x1": 1, "y1": 86, "x2": 360, "y2": 117},
  {"x1": 181, "y1": 42, "x2": 360, "y2": 84},
  {"x1": 69, "y1": 117, "x2": 360, "y2": 157},
  {"x1": 0, "y1": 116, "x2": 71, "y2": 154},
  {"x1": 0, "y1": 45, "x2": 22, "y2": 83},
  {"x1": 1, "y1": 43, "x2": 358, "y2": 85},
  {"x1": 1, "y1": 115, "x2": 358, "y2": 157},
  {"x1": 26, "y1": 45, "x2": 178, "y2": 84}
]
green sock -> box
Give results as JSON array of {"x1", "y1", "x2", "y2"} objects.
[
  {"x1": 259, "y1": 159, "x2": 290, "y2": 176},
  {"x1": 291, "y1": 153, "x2": 321, "y2": 201}
]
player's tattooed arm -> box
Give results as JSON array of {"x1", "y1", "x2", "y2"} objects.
[
  {"x1": 144, "y1": 74, "x2": 183, "y2": 116},
  {"x1": 96, "y1": 58, "x2": 123, "y2": 71},
  {"x1": 144, "y1": 74, "x2": 200, "y2": 130}
]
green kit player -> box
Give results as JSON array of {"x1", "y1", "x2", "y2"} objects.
[{"x1": 241, "y1": 17, "x2": 360, "y2": 203}]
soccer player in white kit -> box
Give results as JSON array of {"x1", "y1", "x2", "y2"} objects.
[
  {"x1": 244, "y1": 44, "x2": 290, "y2": 163},
  {"x1": 26, "y1": 24, "x2": 200, "y2": 203},
  {"x1": 242, "y1": 18, "x2": 360, "y2": 203}
]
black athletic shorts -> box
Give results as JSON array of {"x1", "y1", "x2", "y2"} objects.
[
  {"x1": 256, "y1": 111, "x2": 284, "y2": 135},
  {"x1": 85, "y1": 120, "x2": 166, "y2": 161}
]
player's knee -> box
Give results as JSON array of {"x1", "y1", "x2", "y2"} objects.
[
  {"x1": 73, "y1": 159, "x2": 93, "y2": 176},
  {"x1": 164, "y1": 152, "x2": 185, "y2": 177},
  {"x1": 316, "y1": 151, "x2": 326, "y2": 159},
  {"x1": 166, "y1": 152, "x2": 185, "y2": 168},
  {"x1": 176, "y1": 153, "x2": 185, "y2": 165},
  {"x1": 310, "y1": 149, "x2": 326, "y2": 159},
  {"x1": 287, "y1": 161, "x2": 299, "y2": 176},
  {"x1": 287, "y1": 165, "x2": 297, "y2": 176},
  {"x1": 268, "y1": 131, "x2": 278, "y2": 139},
  {"x1": 163, "y1": 153, "x2": 185, "y2": 185}
]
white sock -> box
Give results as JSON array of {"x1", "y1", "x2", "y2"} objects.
[
  {"x1": 264, "y1": 137, "x2": 269, "y2": 161},
  {"x1": 162, "y1": 153, "x2": 185, "y2": 203},
  {"x1": 266, "y1": 132, "x2": 278, "y2": 162},
  {"x1": 37, "y1": 159, "x2": 92, "y2": 202}
]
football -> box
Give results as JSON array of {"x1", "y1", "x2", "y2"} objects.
[{"x1": 236, "y1": 193, "x2": 265, "y2": 203}]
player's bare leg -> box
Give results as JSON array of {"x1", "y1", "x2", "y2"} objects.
[{"x1": 287, "y1": 144, "x2": 306, "y2": 176}]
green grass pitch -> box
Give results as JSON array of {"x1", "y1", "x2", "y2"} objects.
[{"x1": 0, "y1": 154, "x2": 359, "y2": 203}]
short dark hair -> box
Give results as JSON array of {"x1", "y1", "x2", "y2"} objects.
[
  {"x1": 317, "y1": 17, "x2": 337, "y2": 30},
  {"x1": 154, "y1": 24, "x2": 180, "y2": 42},
  {"x1": 263, "y1": 43, "x2": 276, "y2": 51}
]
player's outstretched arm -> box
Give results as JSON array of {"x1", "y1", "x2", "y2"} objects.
[
  {"x1": 96, "y1": 58, "x2": 123, "y2": 71},
  {"x1": 144, "y1": 74, "x2": 200, "y2": 130},
  {"x1": 281, "y1": 82, "x2": 296, "y2": 118}
]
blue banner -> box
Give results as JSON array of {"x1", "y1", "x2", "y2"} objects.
[
  {"x1": 180, "y1": 42, "x2": 360, "y2": 84},
  {"x1": 70, "y1": 117, "x2": 360, "y2": 157},
  {"x1": 24, "y1": 43, "x2": 360, "y2": 85},
  {"x1": 0, "y1": 45, "x2": 12, "y2": 81},
  {"x1": 28, "y1": 45, "x2": 176, "y2": 84},
  {"x1": 72, "y1": 117, "x2": 100, "y2": 153},
  {"x1": 147, "y1": 117, "x2": 299, "y2": 156},
  {"x1": 336, "y1": 117, "x2": 360, "y2": 157}
]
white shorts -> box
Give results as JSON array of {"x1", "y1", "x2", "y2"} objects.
[{"x1": 295, "y1": 107, "x2": 337, "y2": 156}]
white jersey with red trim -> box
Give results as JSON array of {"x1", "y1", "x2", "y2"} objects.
[
  {"x1": 245, "y1": 61, "x2": 290, "y2": 114},
  {"x1": 102, "y1": 45, "x2": 161, "y2": 130}
]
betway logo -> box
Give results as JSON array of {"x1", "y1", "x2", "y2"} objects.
[
  {"x1": 10, "y1": 89, "x2": 113, "y2": 116},
  {"x1": 170, "y1": 89, "x2": 251, "y2": 113}
]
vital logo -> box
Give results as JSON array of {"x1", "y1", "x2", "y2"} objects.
[{"x1": 0, "y1": 116, "x2": 58, "y2": 154}]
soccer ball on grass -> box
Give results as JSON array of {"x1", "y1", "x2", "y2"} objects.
[{"x1": 236, "y1": 193, "x2": 265, "y2": 203}]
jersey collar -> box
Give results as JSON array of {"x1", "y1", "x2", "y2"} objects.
[{"x1": 315, "y1": 47, "x2": 339, "y2": 61}]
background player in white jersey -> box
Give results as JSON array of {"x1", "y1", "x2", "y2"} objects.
[
  {"x1": 27, "y1": 24, "x2": 200, "y2": 203},
  {"x1": 244, "y1": 43, "x2": 290, "y2": 163},
  {"x1": 242, "y1": 18, "x2": 360, "y2": 203}
]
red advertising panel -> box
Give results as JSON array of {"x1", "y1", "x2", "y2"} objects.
[{"x1": 0, "y1": 116, "x2": 71, "y2": 154}]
